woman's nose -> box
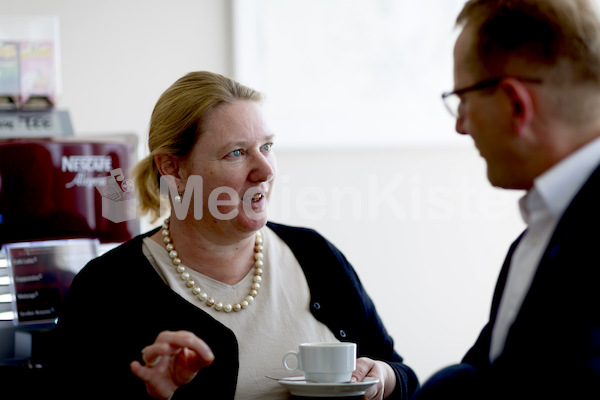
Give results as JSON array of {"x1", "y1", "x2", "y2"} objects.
[{"x1": 249, "y1": 153, "x2": 276, "y2": 183}]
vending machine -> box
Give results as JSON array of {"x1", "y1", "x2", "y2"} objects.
[{"x1": 0, "y1": 133, "x2": 140, "y2": 374}]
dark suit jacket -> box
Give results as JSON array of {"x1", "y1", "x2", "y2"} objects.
[{"x1": 413, "y1": 163, "x2": 600, "y2": 399}]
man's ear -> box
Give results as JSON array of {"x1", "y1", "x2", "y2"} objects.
[{"x1": 500, "y1": 78, "x2": 535, "y2": 134}]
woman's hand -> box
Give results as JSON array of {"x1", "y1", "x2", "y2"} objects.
[
  {"x1": 130, "y1": 330, "x2": 215, "y2": 399},
  {"x1": 352, "y1": 357, "x2": 397, "y2": 400}
]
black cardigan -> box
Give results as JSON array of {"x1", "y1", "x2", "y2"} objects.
[{"x1": 54, "y1": 222, "x2": 418, "y2": 399}]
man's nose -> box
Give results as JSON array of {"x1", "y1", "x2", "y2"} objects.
[{"x1": 455, "y1": 114, "x2": 468, "y2": 135}]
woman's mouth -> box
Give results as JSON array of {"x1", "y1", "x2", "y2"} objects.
[
  {"x1": 242, "y1": 191, "x2": 267, "y2": 213},
  {"x1": 242, "y1": 191, "x2": 268, "y2": 205},
  {"x1": 243, "y1": 192, "x2": 265, "y2": 203}
]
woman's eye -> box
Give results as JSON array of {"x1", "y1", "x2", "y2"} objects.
[
  {"x1": 227, "y1": 149, "x2": 243, "y2": 158},
  {"x1": 262, "y1": 143, "x2": 273, "y2": 152}
]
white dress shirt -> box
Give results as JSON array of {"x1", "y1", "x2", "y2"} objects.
[{"x1": 489, "y1": 136, "x2": 600, "y2": 362}]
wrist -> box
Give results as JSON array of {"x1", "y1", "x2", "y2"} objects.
[{"x1": 381, "y1": 361, "x2": 397, "y2": 399}]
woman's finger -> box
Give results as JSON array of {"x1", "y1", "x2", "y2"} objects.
[
  {"x1": 154, "y1": 331, "x2": 215, "y2": 363},
  {"x1": 141, "y1": 341, "x2": 174, "y2": 365},
  {"x1": 352, "y1": 357, "x2": 374, "y2": 382}
]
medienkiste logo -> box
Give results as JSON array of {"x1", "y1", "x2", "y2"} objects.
[
  {"x1": 94, "y1": 168, "x2": 136, "y2": 223},
  {"x1": 94, "y1": 171, "x2": 268, "y2": 224}
]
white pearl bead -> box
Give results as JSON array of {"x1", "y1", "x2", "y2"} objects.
[{"x1": 161, "y1": 220, "x2": 263, "y2": 313}]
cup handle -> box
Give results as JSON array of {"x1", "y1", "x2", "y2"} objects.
[{"x1": 282, "y1": 350, "x2": 300, "y2": 373}]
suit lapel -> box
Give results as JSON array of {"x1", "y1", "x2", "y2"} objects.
[
  {"x1": 500, "y1": 161, "x2": 600, "y2": 350},
  {"x1": 489, "y1": 232, "x2": 525, "y2": 324},
  {"x1": 521, "y1": 161, "x2": 600, "y2": 298}
]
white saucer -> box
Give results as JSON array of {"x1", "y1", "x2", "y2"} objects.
[{"x1": 277, "y1": 376, "x2": 379, "y2": 397}]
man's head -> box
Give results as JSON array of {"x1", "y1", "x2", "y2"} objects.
[
  {"x1": 457, "y1": 0, "x2": 600, "y2": 88},
  {"x1": 449, "y1": 0, "x2": 600, "y2": 189}
]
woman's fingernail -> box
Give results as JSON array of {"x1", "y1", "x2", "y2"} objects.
[{"x1": 147, "y1": 355, "x2": 161, "y2": 367}]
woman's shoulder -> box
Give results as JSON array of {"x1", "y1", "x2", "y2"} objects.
[
  {"x1": 266, "y1": 221, "x2": 324, "y2": 241},
  {"x1": 266, "y1": 221, "x2": 348, "y2": 267},
  {"x1": 76, "y1": 228, "x2": 159, "y2": 279}
]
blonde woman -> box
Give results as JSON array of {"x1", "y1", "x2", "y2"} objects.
[{"x1": 55, "y1": 71, "x2": 418, "y2": 400}]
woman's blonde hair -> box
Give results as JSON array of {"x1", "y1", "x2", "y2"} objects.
[{"x1": 132, "y1": 71, "x2": 263, "y2": 222}]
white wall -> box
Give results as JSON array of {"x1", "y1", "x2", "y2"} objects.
[
  {"x1": 233, "y1": 0, "x2": 527, "y2": 381},
  {"x1": 0, "y1": 0, "x2": 527, "y2": 384},
  {"x1": 271, "y1": 146, "x2": 525, "y2": 381},
  {"x1": 233, "y1": 0, "x2": 466, "y2": 148}
]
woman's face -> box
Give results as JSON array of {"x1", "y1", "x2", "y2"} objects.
[{"x1": 179, "y1": 100, "x2": 276, "y2": 239}]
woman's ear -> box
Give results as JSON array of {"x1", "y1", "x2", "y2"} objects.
[
  {"x1": 500, "y1": 78, "x2": 535, "y2": 134},
  {"x1": 154, "y1": 154, "x2": 184, "y2": 183}
]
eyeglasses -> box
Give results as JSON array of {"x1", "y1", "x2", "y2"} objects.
[{"x1": 441, "y1": 76, "x2": 543, "y2": 118}]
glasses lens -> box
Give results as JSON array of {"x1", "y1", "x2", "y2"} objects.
[{"x1": 443, "y1": 93, "x2": 460, "y2": 118}]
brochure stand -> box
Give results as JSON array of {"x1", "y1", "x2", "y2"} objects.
[
  {"x1": 0, "y1": 16, "x2": 60, "y2": 111},
  {"x1": 0, "y1": 16, "x2": 73, "y2": 140}
]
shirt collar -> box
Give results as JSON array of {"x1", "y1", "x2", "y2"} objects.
[{"x1": 521, "y1": 136, "x2": 600, "y2": 224}]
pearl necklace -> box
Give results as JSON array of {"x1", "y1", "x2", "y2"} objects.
[{"x1": 161, "y1": 218, "x2": 264, "y2": 312}]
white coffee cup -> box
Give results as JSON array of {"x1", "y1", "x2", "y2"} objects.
[{"x1": 282, "y1": 342, "x2": 357, "y2": 383}]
